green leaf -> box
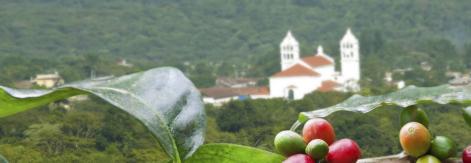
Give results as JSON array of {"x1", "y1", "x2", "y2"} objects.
[
  {"x1": 0, "y1": 67, "x2": 205, "y2": 162},
  {"x1": 464, "y1": 107, "x2": 471, "y2": 127},
  {"x1": 296, "y1": 84, "x2": 471, "y2": 129},
  {"x1": 185, "y1": 143, "x2": 285, "y2": 163},
  {"x1": 0, "y1": 154, "x2": 7, "y2": 163}
]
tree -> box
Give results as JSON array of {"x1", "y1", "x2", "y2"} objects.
[
  {"x1": 0, "y1": 144, "x2": 44, "y2": 163},
  {"x1": 24, "y1": 123, "x2": 66, "y2": 155},
  {"x1": 360, "y1": 29, "x2": 385, "y2": 56},
  {"x1": 62, "y1": 111, "x2": 103, "y2": 138}
]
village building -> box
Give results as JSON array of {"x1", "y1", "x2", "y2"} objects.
[
  {"x1": 384, "y1": 72, "x2": 393, "y2": 83},
  {"x1": 448, "y1": 73, "x2": 471, "y2": 86},
  {"x1": 13, "y1": 80, "x2": 33, "y2": 89},
  {"x1": 117, "y1": 59, "x2": 133, "y2": 67},
  {"x1": 32, "y1": 71, "x2": 64, "y2": 88},
  {"x1": 420, "y1": 61, "x2": 432, "y2": 71},
  {"x1": 384, "y1": 72, "x2": 407, "y2": 89},
  {"x1": 200, "y1": 87, "x2": 269, "y2": 106},
  {"x1": 396, "y1": 80, "x2": 406, "y2": 89},
  {"x1": 215, "y1": 77, "x2": 259, "y2": 88}
]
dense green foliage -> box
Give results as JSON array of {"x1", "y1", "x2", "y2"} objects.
[
  {"x1": 3, "y1": 91, "x2": 469, "y2": 162},
  {"x1": 0, "y1": 98, "x2": 168, "y2": 162},
  {"x1": 1, "y1": 0, "x2": 471, "y2": 88}
]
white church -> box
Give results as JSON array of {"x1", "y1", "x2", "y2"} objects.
[
  {"x1": 200, "y1": 28, "x2": 361, "y2": 104},
  {"x1": 269, "y1": 28, "x2": 361, "y2": 100}
]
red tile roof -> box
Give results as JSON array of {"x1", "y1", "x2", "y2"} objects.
[
  {"x1": 199, "y1": 87, "x2": 239, "y2": 99},
  {"x1": 237, "y1": 86, "x2": 270, "y2": 95},
  {"x1": 199, "y1": 86, "x2": 269, "y2": 99},
  {"x1": 318, "y1": 80, "x2": 340, "y2": 92},
  {"x1": 272, "y1": 64, "x2": 320, "y2": 77},
  {"x1": 302, "y1": 55, "x2": 333, "y2": 68}
]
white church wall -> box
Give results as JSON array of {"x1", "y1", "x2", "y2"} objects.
[
  {"x1": 250, "y1": 94, "x2": 271, "y2": 99},
  {"x1": 203, "y1": 96, "x2": 238, "y2": 106},
  {"x1": 202, "y1": 97, "x2": 216, "y2": 104},
  {"x1": 341, "y1": 62, "x2": 360, "y2": 81},
  {"x1": 281, "y1": 59, "x2": 299, "y2": 71},
  {"x1": 269, "y1": 76, "x2": 322, "y2": 100},
  {"x1": 313, "y1": 65, "x2": 335, "y2": 80}
]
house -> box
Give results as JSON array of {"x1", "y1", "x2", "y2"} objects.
[
  {"x1": 420, "y1": 61, "x2": 432, "y2": 71},
  {"x1": 215, "y1": 77, "x2": 259, "y2": 88},
  {"x1": 396, "y1": 80, "x2": 406, "y2": 89},
  {"x1": 68, "y1": 95, "x2": 89, "y2": 102},
  {"x1": 449, "y1": 74, "x2": 471, "y2": 86},
  {"x1": 13, "y1": 80, "x2": 33, "y2": 89},
  {"x1": 269, "y1": 29, "x2": 360, "y2": 100},
  {"x1": 384, "y1": 72, "x2": 393, "y2": 83},
  {"x1": 32, "y1": 72, "x2": 64, "y2": 88},
  {"x1": 117, "y1": 59, "x2": 133, "y2": 67},
  {"x1": 200, "y1": 87, "x2": 269, "y2": 106}
]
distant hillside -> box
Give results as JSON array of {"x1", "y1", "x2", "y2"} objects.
[
  {"x1": 0, "y1": 0, "x2": 470, "y2": 58},
  {"x1": 1, "y1": 0, "x2": 471, "y2": 86}
]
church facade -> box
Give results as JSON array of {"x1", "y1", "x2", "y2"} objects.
[
  {"x1": 269, "y1": 29, "x2": 360, "y2": 100},
  {"x1": 200, "y1": 28, "x2": 361, "y2": 104}
]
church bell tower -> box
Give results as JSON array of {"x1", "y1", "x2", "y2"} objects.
[
  {"x1": 280, "y1": 31, "x2": 300, "y2": 71},
  {"x1": 340, "y1": 28, "x2": 360, "y2": 81}
]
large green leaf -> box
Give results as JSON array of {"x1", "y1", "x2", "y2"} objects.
[
  {"x1": 0, "y1": 67, "x2": 205, "y2": 162},
  {"x1": 0, "y1": 154, "x2": 7, "y2": 163},
  {"x1": 295, "y1": 84, "x2": 471, "y2": 129},
  {"x1": 185, "y1": 143, "x2": 285, "y2": 163}
]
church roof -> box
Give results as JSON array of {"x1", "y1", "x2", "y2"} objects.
[
  {"x1": 272, "y1": 64, "x2": 320, "y2": 77},
  {"x1": 199, "y1": 87, "x2": 239, "y2": 98},
  {"x1": 281, "y1": 30, "x2": 299, "y2": 46},
  {"x1": 341, "y1": 28, "x2": 358, "y2": 43},
  {"x1": 238, "y1": 86, "x2": 270, "y2": 95},
  {"x1": 318, "y1": 80, "x2": 340, "y2": 92},
  {"x1": 302, "y1": 55, "x2": 333, "y2": 68}
]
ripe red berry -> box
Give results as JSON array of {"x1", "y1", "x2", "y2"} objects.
[
  {"x1": 283, "y1": 154, "x2": 315, "y2": 163},
  {"x1": 302, "y1": 118, "x2": 336, "y2": 145},
  {"x1": 463, "y1": 145, "x2": 471, "y2": 163},
  {"x1": 326, "y1": 139, "x2": 361, "y2": 163}
]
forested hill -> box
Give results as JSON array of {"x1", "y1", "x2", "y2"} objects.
[
  {"x1": 1, "y1": 0, "x2": 471, "y2": 88},
  {"x1": 1, "y1": 0, "x2": 470, "y2": 62}
]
